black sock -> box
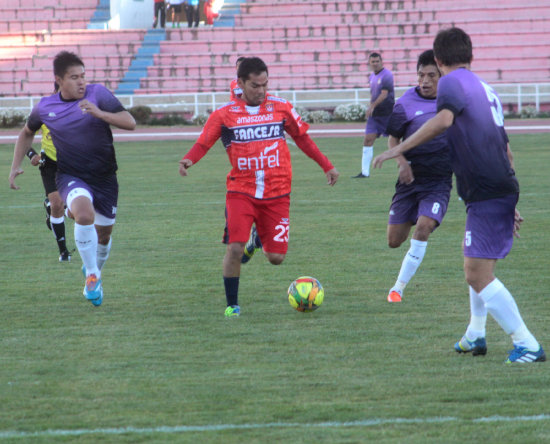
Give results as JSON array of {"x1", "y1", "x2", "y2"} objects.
[
  {"x1": 51, "y1": 221, "x2": 67, "y2": 254},
  {"x1": 223, "y1": 276, "x2": 239, "y2": 307}
]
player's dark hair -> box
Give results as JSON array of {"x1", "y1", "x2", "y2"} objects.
[
  {"x1": 235, "y1": 56, "x2": 246, "y2": 66},
  {"x1": 237, "y1": 57, "x2": 268, "y2": 80},
  {"x1": 433, "y1": 27, "x2": 473, "y2": 66},
  {"x1": 416, "y1": 49, "x2": 438, "y2": 72},
  {"x1": 369, "y1": 52, "x2": 382, "y2": 60},
  {"x1": 53, "y1": 51, "x2": 84, "y2": 78}
]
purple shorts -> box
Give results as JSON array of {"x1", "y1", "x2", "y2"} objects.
[
  {"x1": 57, "y1": 173, "x2": 118, "y2": 219},
  {"x1": 389, "y1": 187, "x2": 450, "y2": 227},
  {"x1": 365, "y1": 115, "x2": 390, "y2": 137},
  {"x1": 463, "y1": 194, "x2": 518, "y2": 259}
]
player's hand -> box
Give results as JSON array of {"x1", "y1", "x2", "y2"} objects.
[
  {"x1": 325, "y1": 168, "x2": 339, "y2": 186},
  {"x1": 9, "y1": 168, "x2": 24, "y2": 189},
  {"x1": 179, "y1": 158, "x2": 193, "y2": 177},
  {"x1": 373, "y1": 151, "x2": 392, "y2": 169},
  {"x1": 513, "y1": 208, "x2": 524, "y2": 238},
  {"x1": 365, "y1": 106, "x2": 374, "y2": 119},
  {"x1": 30, "y1": 154, "x2": 41, "y2": 167},
  {"x1": 397, "y1": 162, "x2": 414, "y2": 185},
  {"x1": 78, "y1": 99, "x2": 101, "y2": 117}
]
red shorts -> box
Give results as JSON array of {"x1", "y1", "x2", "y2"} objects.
[{"x1": 224, "y1": 192, "x2": 290, "y2": 255}]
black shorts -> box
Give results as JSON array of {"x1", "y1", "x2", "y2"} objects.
[
  {"x1": 171, "y1": 4, "x2": 182, "y2": 13},
  {"x1": 39, "y1": 154, "x2": 58, "y2": 195}
]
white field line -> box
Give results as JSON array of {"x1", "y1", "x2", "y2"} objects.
[{"x1": 1, "y1": 415, "x2": 550, "y2": 438}]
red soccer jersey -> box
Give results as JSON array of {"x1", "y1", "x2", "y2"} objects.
[
  {"x1": 229, "y1": 78, "x2": 242, "y2": 100},
  {"x1": 184, "y1": 94, "x2": 333, "y2": 199}
]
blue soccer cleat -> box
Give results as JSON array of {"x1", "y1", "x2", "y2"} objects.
[
  {"x1": 224, "y1": 305, "x2": 240, "y2": 317},
  {"x1": 454, "y1": 336, "x2": 487, "y2": 356},
  {"x1": 83, "y1": 273, "x2": 103, "y2": 307},
  {"x1": 506, "y1": 345, "x2": 546, "y2": 364}
]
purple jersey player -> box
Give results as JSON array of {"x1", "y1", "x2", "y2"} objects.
[
  {"x1": 353, "y1": 52, "x2": 395, "y2": 178},
  {"x1": 384, "y1": 50, "x2": 452, "y2": 303},
  {"x1": 373, "y1": 28, "x2": 545, "y2": 364},
  {"x1": 9, "y1": 51, "x2": 136, "y2": 307}
]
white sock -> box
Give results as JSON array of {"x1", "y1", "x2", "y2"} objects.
[
  {"x1": 74, "y1": 223, "x2": 100, "y2": 278},
  {"x1": 465, "y1": 286, "x2": 486, "y2": 340},
  {"x1": 479, "y1": 278, "x2": 538, "y2": 349},
  {"x1": 394, "y1": 239, "x2": 427, "y2": 290},
  {"x1": 362, "y1": 146, "x2": 373, "y2": 176},
  {"x1": 97, "y1": 237, "x2": 112, "y2": 271}
]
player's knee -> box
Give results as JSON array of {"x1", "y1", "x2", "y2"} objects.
[
  {"x1": 387, "y1": 236, "x2": 403, "y2": 248},
  {"x1": 227, "y1": 242, "x2": 245, "y2": 259},
  {"x1": 266, "y1": 253, "x2": 285, "y2": 265},
  {"x1": 49, "y1": 200, "x2": 65, "y2": 217}
]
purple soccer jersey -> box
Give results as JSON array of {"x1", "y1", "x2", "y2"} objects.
[
  {"x1": 27, "y1": 84, "x2": 125, "y2": 184},
  {"x1": 386, "y1": 87, "x2": 452, "y2": 226},
  {"x1": 436, "y1": 68, "x2": 518, "y2": 203},
  {"x1": 369, "y1": 68, "x2": 395, "y2": 117},
  {"x1": 387, "y1": 86, "x2": 452, "y2": 184}
]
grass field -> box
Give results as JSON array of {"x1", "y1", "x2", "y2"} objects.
[{"x1": 1, "y1": 132, "x2": 549, "y2": 443}]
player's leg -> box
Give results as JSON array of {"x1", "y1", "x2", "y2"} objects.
[
  {"x1": 241, "y1": 225, "x2": 262, "y2": 263},
  {"x1": 40, "y1": 157, "x2": 70, "y2": 260},
  {"x1": 388, "y1": 192, "x2": 449, "y2": 302},
  {"x1": 353, "y1": 131, "x2": 377, "y2": 178},
  {"x1": 66, "y1": 190, "x2": 103, "y2": 305},
  {"x1": 255, "y1": 195, "x2": 289, "y2": 266},
  {"x1": 223, "y1": 193, "x2": 255, "y2": 316},
  {"x1": 387, "y1": 217, "x2": 435, "y2": 302},
  {"x1": 48, "y1": 190, "x2": 71, "y2": 261},
  {"x1": 459, "y1": 196, "x2": 544, "y2": 362},
  {"x1": 94, "y1": 216, "x2": 114, "y2": 272}
]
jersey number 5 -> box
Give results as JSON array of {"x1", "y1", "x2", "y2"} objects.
[{"x1": 480, "y1": 80, "x2": 504, "y2": 127}]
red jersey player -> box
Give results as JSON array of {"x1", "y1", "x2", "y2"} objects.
[{"x1": 179, "y1": 57, "x2": 339, "y2": 317}]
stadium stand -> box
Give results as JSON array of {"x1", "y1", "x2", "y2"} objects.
[
  {"x1": 133, "y1": 0, "x2": 550, "y2": 94},
  {"x1": 0, "y1": 0, "x2": 548, "y2": 96}
]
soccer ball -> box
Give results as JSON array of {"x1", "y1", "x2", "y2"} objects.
[{"x1": 287, "y1": 276, "x2": 324, "y2": 312}]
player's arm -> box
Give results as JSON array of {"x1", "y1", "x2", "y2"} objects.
[
  {"x1": 179, "y1": 111, "x2": 222, "y2": 177},
  {"x1": 79, "y1": 99, "x2": 136, "y2": 131},
  {"x1": 388, "y1": 135, "x2": 414, "y2": 185},
  {"x1": 9, "y1": 125, "x2": 37, "y2": 189},
  {"x1": 179, "y1": 142, "x2": 210, "y2": 177},
  {"x1": 373, "y1": 109, "x2": 454, "y2": 169},
  {"x1": 292, "y1": 133, "x2": 339, "y2": 186}
]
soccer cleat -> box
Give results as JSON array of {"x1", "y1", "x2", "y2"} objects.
[
  {"x1": 224, "y1": 305, "x2": 240, "y2": 317},
  {"x1": 352, "y1": 172, "x2": 369, "y2": 178},
  {"x1": 387, "y1": 289, "x2": 402, "y2": 303},
  {"x1": 83, "y1": 273, "x2": 103, "y2": 306},
  {"x1": 59, "y1": 250, "x2": 71, "y2": 262},
  {"x1": 241, "y1": 227, "x2": 261, "y2": 264},
  {"x1": 506, "y1": 345, "x2": 546, "y2": 364},
  {"x1": 454, "y1": 336, "x2": 487, "y2": 356},
  {"x1": 44, "y1": 197, "x2": 52, "y2": 230}
]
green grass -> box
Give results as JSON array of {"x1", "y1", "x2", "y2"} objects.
[{"x1": 1, "y1": 132, "x2": 549, "y2": 443}]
